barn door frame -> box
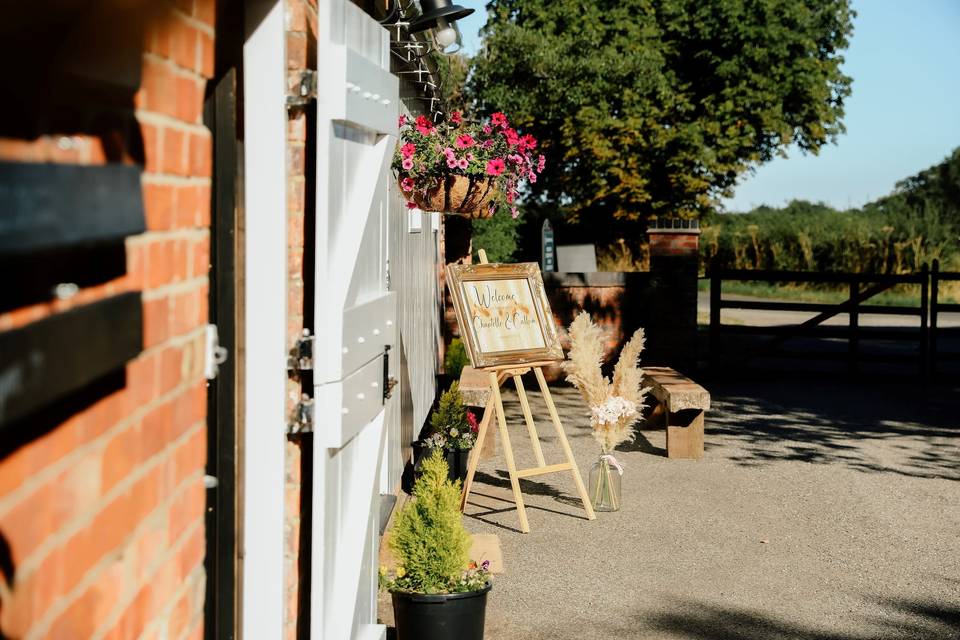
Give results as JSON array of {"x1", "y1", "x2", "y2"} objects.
[{"x1": 239, "y1": 0, "x2": 287, "y2": 638}]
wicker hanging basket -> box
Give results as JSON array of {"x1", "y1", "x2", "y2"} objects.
[{"x1": 405, "y1": 175, "x2": 497, "y2": 219}]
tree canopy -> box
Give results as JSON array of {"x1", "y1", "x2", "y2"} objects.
[{"x1": 469, "y1": 0, "x2": 854, "y2": 221}]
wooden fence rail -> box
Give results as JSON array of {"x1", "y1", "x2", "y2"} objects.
[{"x1": 707, "y1": 260, "x2": 959, "y2": 378}]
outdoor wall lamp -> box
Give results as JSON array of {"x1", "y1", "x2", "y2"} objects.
[{"x1": 408, "y1": 0, "x2": 474, "y2": 53}]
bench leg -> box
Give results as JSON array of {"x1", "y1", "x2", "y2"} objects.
[{"x1": 666, "y1": 409, "x2": 704, "y2": 459}]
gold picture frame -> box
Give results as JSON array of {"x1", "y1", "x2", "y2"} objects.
[{"x1": 446, "y1": 262, "x2": 564, "y2": 369}]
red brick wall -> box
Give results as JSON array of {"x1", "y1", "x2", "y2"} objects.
[
  {"x1": 0, "y1": 2, "x2": 214, "y2": 638},
  {"x1": 285, "y1": 1, "x2": 317, "y2": 638}
]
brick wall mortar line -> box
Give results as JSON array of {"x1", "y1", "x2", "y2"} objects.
[
  {"x1": 94, "y1": 531, "x2": 206, "y2": 640},
  {"x1": 138, "y1": 324, "x2": 208, "y2": 360},
  {"x1": 174, "y1": 564, "x2": 207, "y2": 640},
  {"x1": 141, "y1": 275, "x2": 210, "y2": 301},
  {"x1": 141, "y1": 174, "x2": 212, "y2": 187},
  {"x1": 167, "y1": 8, "x2": 216, "y2": 38},
  {"x1": 0, "y1": 364, "x2": 204, "y2": 524},
  {"x1": 142, "y1": 52, "x2": 208, "y2": 81},
  {"x1": 128, "y1": 228, "x2": 210, "y2": 246},
  {"x1": 137, "y1": 110, "x2": 211, "y2": 136},
  {"x1": 25, "y1": 464, "x2": 206, "y2": 640},
  {"x1": 9, "y1": 418, "x2": 206, "y2": 582}
]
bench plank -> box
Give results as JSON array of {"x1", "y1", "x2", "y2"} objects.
[{"x1": 642, "y1": 366, "x2": 710, "y2": 413}]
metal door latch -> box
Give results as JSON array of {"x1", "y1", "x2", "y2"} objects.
[
  {"x1": 287, "y1": 70, "x2": 317, "y2": 108},
  {"x1": 288, "y1": 329, "x2": 314, "y2": 371},
  {"x1": 383, "y1": 345, "x2": 398, "y2": 401},
  {"x1": 204, "y1": 324, "x2": 229, "y2": 380},
  {"x1": 287, "y1": 393, "x2": 314, "y2": 434}
]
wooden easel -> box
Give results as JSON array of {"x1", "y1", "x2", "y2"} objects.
[{"x1": 459, "y1": 251, "x2": 595, "y2": 533}]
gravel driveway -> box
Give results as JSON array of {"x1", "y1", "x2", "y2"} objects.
[{"x1": 463, "y1": 380, "x2": 959, "y2": 640}]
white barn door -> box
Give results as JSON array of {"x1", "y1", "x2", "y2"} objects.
[{"x1": 310, "y1": 1, "x2": 399, "y2": 638}]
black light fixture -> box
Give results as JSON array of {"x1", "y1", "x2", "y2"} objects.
[{"x1": 408, "y1": 0, "x2": 474, "y2": 50}]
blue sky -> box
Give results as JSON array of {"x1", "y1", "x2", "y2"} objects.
[{"x1": 454, "y1": 0, "x2": 960, "y2": 211}]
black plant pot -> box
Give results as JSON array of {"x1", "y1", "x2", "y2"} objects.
[
  {"x1": 391, "y1": 583, "x2": 492, "y2": 640},
  {"x1": 445, "y1": 449, "x2": 470, "y2": 485}
]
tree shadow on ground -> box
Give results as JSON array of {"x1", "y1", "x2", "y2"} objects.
[
  {"x1": 703, "y1": 379, "x2": 959, "y2": 481},
  {"x1": 609, "y1": 595, "x2": 960, "y2": 640}
]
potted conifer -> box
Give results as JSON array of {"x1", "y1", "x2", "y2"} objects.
[{"x1": 381, "y1": 451, "x2": 492, "y2": 639}]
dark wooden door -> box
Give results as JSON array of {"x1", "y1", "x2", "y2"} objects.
[{"x1": 203, "y1": 63, "x2": 241, "y2": 640}]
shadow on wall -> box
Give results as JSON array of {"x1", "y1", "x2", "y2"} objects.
[
  {"x1": 0, "y1": 532, "x2": 15, "y2": 640},
  {"x1": 705, "y1": 379, "x2": 960, "y2": 482},
  {"x1": 604, "y1": 595, "x2": 960, "y2": 640}
]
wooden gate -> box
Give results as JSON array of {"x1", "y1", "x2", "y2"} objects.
[
  {"x1": 310, "y1": 1, "x2": 399, "y2": 638},
  {"x1": 708, "y1": 265, "x2": 930, "y2": 376}
]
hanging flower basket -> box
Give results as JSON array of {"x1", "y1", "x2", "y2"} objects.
[
  {"x1": 407, "y1": 175, "x2": 497, "y2": 218},
  {"x1": 394, "y1": 111, "x2": 545, "y2": 219}
]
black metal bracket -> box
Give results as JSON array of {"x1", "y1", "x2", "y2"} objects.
[{"x1": 286, "y1": 70, "x2": 318, "y2": 109}]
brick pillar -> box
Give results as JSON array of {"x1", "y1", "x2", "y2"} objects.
[{"x1": 645, "y1": 219, "x2": 700, "y2": 372}]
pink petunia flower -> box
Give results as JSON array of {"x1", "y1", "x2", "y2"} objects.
[
  {"x1": 415, "y1": 115, "x2": 435, "y2": 136},
  {"x1": 537, "y1": 155, "x2": 546, "y2": 172},
  {"x1": 458, "y1": 158, "x2": 469, "y2": 169},
  {"x1": 482, "y1": 139, "x2": 494, "y2": 149},
  {"x1": 401, "y1": 142, "x2": 416, "y2": 158},
  {"x1": 447, "y1": 158, "x2": 458, "y2": 169},
  {"x1": 486, "y1": 158, "x2": 506, "y2": 176},
  {"x1": 444, "y1": 147, "x2": 456, "y2": 159},
  {"x1": 450, "y1": 111, "x2": 462, "y2": 124},
  {"x1": 502, "y1": 128, "x2": 520, "y2": 147},
  {"x1": 455, "y1": 134, "x2": 475, "y2": 149},
  {"x1": 519, "y1": 134, "x2": 537, "y2": 151},
  {"x1": 491, "y1": 112, "x2": 508, "y2": 128},
  {"x1": 406, "y1": 201, "x2": 418, "y2": 210},
  {"x1": 401, "y1": 177, "x2": 415, "y2": 192},
  {"x1": 398, "y1": 115, "x2": 407, "y2": 127},
  {"x1": 482, "y1": 125, "x2": 492, "y2": 135},
  {"x1": 401, "y1": 158, "x2": 414, "y2": 170}
]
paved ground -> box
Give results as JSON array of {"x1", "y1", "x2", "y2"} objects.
[{"x1": 460, "y1": 380, "x2": 959, "y2": 640}]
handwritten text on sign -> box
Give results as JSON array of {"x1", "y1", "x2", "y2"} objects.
[{"x1": 462, "y1": 278, "x2": 547, "y2": 353}]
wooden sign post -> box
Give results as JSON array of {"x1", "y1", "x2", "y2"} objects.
[{"x1": 447, "y1": 250, "x2": 595, "y2": 533}]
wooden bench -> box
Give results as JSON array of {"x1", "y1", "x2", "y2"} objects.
[{"x1": 642, "y1": 367, "x2": 710, "y2": 459}]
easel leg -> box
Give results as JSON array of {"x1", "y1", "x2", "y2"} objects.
[
  {"x1": 461, "y1": 393, "x2": 495, "y2": 511},
  {"x1": 490, "y1": 371, "x2": 530, "y2": 533},
  {"x1": 534, "y1": 368, "x2": 596, "y2": 521},
  {"x1": 513, "y1": 374, "x2": 547, "y2": 468}
]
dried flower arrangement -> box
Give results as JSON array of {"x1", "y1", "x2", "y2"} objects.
[{"x1": 561, "y1": 312, "x2": 649, "y2": 453}]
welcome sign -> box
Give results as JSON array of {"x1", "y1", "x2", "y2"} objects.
[{"x1": 446, "y1": 262, "x2": 564, "y2": 368}]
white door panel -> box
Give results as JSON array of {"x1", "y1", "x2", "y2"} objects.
[{"x1": 311, "y1": 0, "x2": 399, "y2": 638}]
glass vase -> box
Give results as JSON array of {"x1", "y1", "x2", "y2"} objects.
[{"x1": 588, "y1": 454, "x2": 621, "y2": 512}]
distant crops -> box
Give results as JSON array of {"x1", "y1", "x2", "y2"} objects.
[{"x1": 700, "y1": 200, "x2": 959, "y2": 275}]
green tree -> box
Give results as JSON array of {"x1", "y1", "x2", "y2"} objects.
[
  {"x1": 469, "y1": 0, "x2": 854, "y2": 222},
  {"x1": 471, "y1": 212, "x2": 521, "y2": 262}
]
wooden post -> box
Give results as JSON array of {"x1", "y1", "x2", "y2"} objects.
[
  {"x1": 848, "y1": 276, "x2": 859, "y2": 375},
  {"x1": 931, "y1": 259, "x2": 939, "y2": 379},
  {"x1": 920, "y1": 263, "x2": 929, "y2": 380},
  {"x1": 709, "y1": 257, "x2": 721, "y2": 370}
]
